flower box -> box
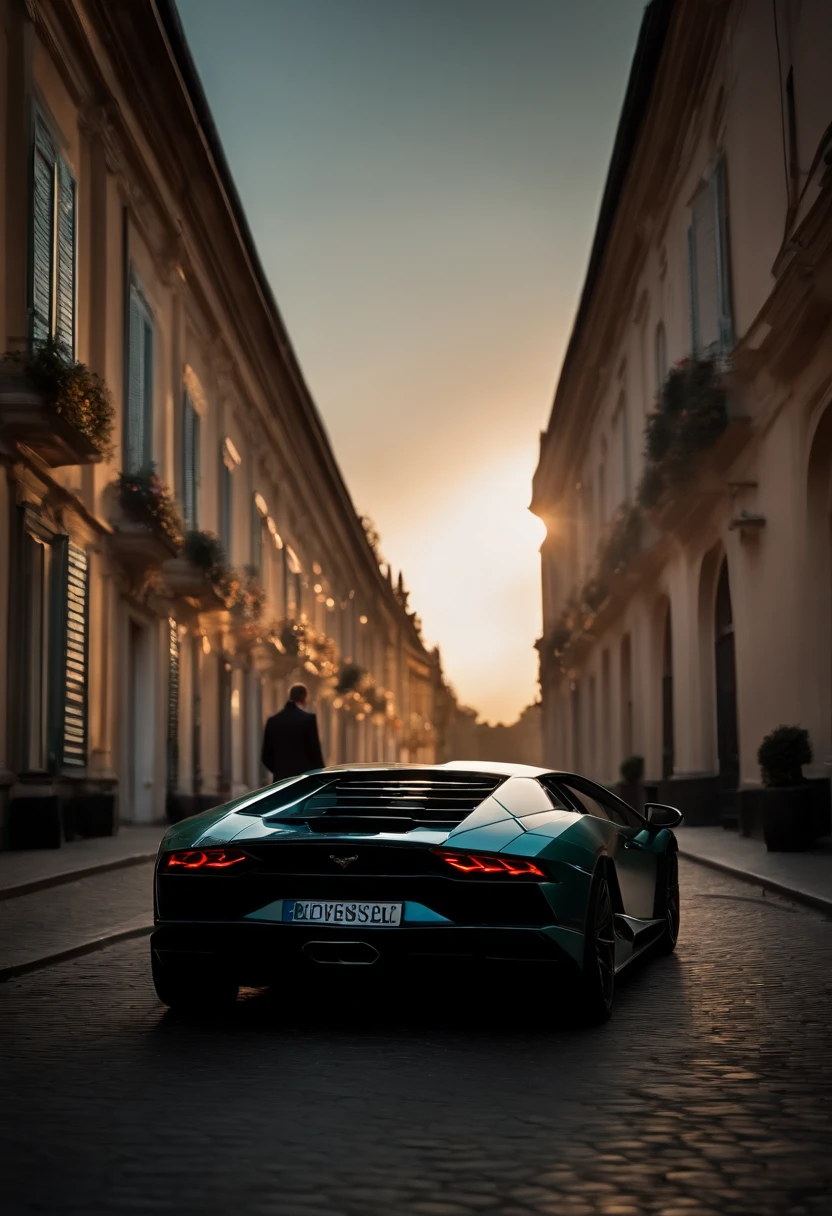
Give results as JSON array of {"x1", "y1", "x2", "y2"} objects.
[
  {"x1": 0, "y1": 365, "x2": 101, "y2": 467},
  {"x1": 109, "y1": 520, "x2": 178, "y2": 575},
  {"x1": 162, "y1": 556, "x2": 227, "y2": 611}
]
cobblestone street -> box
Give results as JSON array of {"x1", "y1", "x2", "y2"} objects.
[{"x1": 1, "y1": 859, "x2": 831, "y2": 1216}]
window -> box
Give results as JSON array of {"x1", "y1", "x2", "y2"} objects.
[
  {"x1": 21, "y1": 521, "x2": 55, "y2": 771},
  {"x1": 688, "y1": 158, "x2": 733, "y2": 356},
  {"x1": 561, "y1": 779, "x2": 643, "y2": 830},
  {"x1": 31, "y1": 115, "x2": 76, "y2": 354},
  {"x1": 182, "y1": 392, "x2": 201, "y2": 531},
  {"x1": 251, "y1": 493, "x2": 270, "y2": 577},
  {"x1": 126, "y1": 283, "x2": 154, "y2": 472},
  {"x1": 218, "y1": 448, "x2": 235, "y2": 560},
  {"x1": 18, "y1": 516, "x2": 88, "y2": 774},
  {"x1": 560, "y1": 782, "x2": 610, "y2": 821}
]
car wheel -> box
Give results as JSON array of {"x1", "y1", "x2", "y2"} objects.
[
  {"x1": 151, "y1": 950, "x2": 239, "y2": 1013},
  {"x1": 572, "y1": 868, "x2": 616, "y2": 1025},
  {"x1": 654, "y1": 850, "x2": 680, "y2": 955}
]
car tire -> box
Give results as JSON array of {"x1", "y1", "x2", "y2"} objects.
[
  {"x1": 653, "y1": 850, "x2": 680, "y2": 955},
  {"x1": 572, "y1": 867, "x2": 616, "y2": 1025},
  {"x1": 151, "y1": 950, "x2": 239, "y2": 1013}
]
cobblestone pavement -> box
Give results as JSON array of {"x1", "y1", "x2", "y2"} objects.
[{"x1": 1, "y1": 860, "x2": 831, "y2": 1216}]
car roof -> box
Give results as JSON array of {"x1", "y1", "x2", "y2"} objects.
[{"x1": 319, "y1": 760, "x2": 556, "y2": 779}]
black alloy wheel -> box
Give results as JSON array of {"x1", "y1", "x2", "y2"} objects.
[
  {"x1": 151, "y1": 950, "x2": 239, "y2": 1014},
  {"x1": 573, "y1": 868, "x2": 616, "y2": 1025},
  {"x1": 655, "y1": 850, "x2": 680, "y2": 955}
]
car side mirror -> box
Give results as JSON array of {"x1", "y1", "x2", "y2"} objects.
[{"x1": 644, "y1": 803, "x2": 683, "y2": 829}]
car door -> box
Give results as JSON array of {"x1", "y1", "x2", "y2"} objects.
[{"x1": 559, "y1": 778, "x2": 658, "y2": 920}]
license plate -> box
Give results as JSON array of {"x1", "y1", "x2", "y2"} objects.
[{"x1": 285, "y1": 900, "x2": 402, "y2": 927}]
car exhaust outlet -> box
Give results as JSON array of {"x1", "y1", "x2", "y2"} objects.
[{"x1": 302, "y1": 940, "x2": 380, "y2": 965}]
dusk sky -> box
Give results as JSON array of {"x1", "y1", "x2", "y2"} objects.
[{"x1": 176, "y1": 0, "x2": 646, "y2": 724}]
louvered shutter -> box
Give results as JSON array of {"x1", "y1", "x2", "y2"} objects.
[
  {"x1": 31, "y1": 119, "x2": 55, "y2": 346},
  {"x1": 691, "y1": 184, "x2": 719, "y2": 353},
  {"x1": 62, "y1": 542, "x2": 88, "y2": 769},
  {"x1": 55, "y1": 158, "x2": 76, "y2": 357},
  {"x1": 714, "y1": 158, "x2": 733, "y2": 352},
  {"x1": 166, "y1": 618, "x2": 180, "y2": 796},
  {"x1": 126, "y1": 290, "x2": 144, "y2": 471}
]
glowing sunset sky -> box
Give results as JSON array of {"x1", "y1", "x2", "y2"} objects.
[{"x1": 177, "y1": 0, "x2": 646, "y2": 724}]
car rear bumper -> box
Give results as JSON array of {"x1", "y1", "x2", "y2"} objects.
[{"x1": 151, "y1": 920, "x2": 583, "y2": 983}]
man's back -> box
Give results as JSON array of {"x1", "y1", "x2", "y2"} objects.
[{"x1": 261, "y1": 700, "x2": 325, "y2": 781}]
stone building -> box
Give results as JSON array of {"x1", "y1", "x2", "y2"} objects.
[
  {"x1": 531, "y1": 0, "x2": 832, "y2": 832},
  {"x1": 0, "y1": 0, "x2": 445, "y2": 849}
]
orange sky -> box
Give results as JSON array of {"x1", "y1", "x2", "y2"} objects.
[{"x1": 178, "y1": 0, "x2": 646, "y2": 723}]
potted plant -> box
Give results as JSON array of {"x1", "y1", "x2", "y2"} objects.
[
  {"x1": 108, "y1": 465, "x2": 182, "y2": 575},
  {"x1": 758, "y1": 725, "x2": 815, "y2": 852},
  {"x1": 162, "y1": 529, "x2": 228, "y2": 611},
  {"x1": 0, "y1": 339, "x2": 115, "y2": 466},
  {"x1": 617, "y1": 755, "x2": 645, "y2": 812}
]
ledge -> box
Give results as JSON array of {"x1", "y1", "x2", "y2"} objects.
[{"x1": 0, "y1": 370, "x2": 102, "y2": 468}]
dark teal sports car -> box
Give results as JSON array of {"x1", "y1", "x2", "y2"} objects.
[{"x1": 151, "y1": 762, "x2": 682, "y2": 1023}]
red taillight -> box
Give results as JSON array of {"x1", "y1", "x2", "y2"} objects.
[
  {"x1": 432, "y1": 849, "x2": 544, "y2": 878},
  {"x1": 163, "y1": 848, "x2": 250, "y2": 871}
]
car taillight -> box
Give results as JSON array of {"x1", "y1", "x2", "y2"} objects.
[
  {"x1": 432, "y1": 849, "x2": 545, "y2": 878},
  {"x1": 163, "y1": 848, "x2": 250, "y2": 871}
]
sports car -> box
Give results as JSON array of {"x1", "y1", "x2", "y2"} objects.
[{"x1": 151, "y1": 761, "x2": 683, "y2": 1023}]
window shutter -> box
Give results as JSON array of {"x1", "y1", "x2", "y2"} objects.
[
  {"x1": 183, "y1": 393, "x2": 195, "y2": 530},
  {"x1": 687, "y1": 226, "x2": 699, "y2": 354},
  {"x1": 166, "y1": 618, "x2": 180, "y2": 796},
  {"x1": 55, "y1": 158, "x2": 76, "y2": 358},
  {"x1": 142, "y1": 316, "x2": 154, "y2": 467},
  {"x1": 219, "y1": 457, "x2": 233, "y2": 559},
  {"x1": 714, "y1": 158, "x2": 733, "y2": 352},
  {"x1": 31, "y1": 119, "x2": 55, "y2": 346},
  {"x1": 192, "y1": 408, "x2": 201, "y2": 530},
  {"x1": 691, "y1": 184, "x2": 719, "y2": 353},
  {"x1": 126, "y1": 290, "x2": 144, "y2": 471},
  {"x1": 251, "y1": 495, "x2": 263, "y2": 574},
  {"x1": 62, "y1": 542, "x2": 88, "y2": 769}
]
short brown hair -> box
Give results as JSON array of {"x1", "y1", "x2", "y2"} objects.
[{"x1": 289, "y1": 683, "x2": 308, "y2": 704}]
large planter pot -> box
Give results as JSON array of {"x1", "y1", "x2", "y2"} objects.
[
  {"x1": 762, "y1": 784, "x2": 817, "y2": 852},
  {"x1": 0, "y1": 363, "x2": 101, "y2": 467}
]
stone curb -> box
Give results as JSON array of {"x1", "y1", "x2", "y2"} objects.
[
  {"x1": 680, "y1": 849, "x2": 832, "y2": 917},
  {"x1": 0, "y1": 922, "x2": 153, "y2": 982},
  {"x1": 0, "y1": 852, "x2": 157, "y2": 902}
]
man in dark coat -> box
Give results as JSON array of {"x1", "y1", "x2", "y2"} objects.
[{"x1": 261, "y1": 683, "x2": 325, "y2": 782}]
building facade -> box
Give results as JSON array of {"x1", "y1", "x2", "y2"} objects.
[
  {"x1": 532, "y1": 0, "x2": 832, "y2": 830},
  {"x1": 0, "y1": 0, "x2": 446, "y2": 849}
]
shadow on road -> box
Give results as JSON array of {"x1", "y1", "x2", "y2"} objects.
[{"x1": 150, "y1": 949, "x2": 689, "y2": 1041}]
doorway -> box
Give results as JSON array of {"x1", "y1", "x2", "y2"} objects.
[{"x1": 714, "y1": 559, "x2": 740, "y2": 806}]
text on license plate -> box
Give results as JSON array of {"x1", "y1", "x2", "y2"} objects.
[{"x1": 286, "y1": 900, "x2": 402, "y2": 926}]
